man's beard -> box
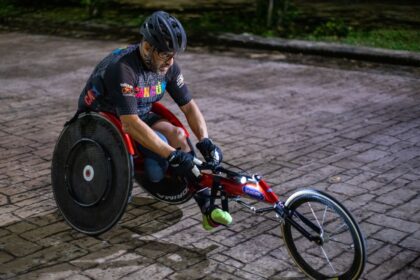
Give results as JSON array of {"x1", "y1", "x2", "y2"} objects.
[
  {"x1": 140, "y1": 44, "x2": 167, "y2": 75},
  {"x1": 156, "y1": 64, "x2": 169, "y2": 75}
]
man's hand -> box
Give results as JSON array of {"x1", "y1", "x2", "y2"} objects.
[
  {"x1": 167, "y1": 150, "x2": 200, "y2": 181},
  {"x1": 196, "y1": 138, "x2": 223, "y2": 165}
]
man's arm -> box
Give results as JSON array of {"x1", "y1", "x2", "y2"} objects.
[
  {"x1": 120, "y1": 114, "x2": 175, "y2": 158},
  {"x1": 180, "y1": 99, "x2": 208, "y2": 141},
  {"x1": 181, "y1": 99, "x2": 223, "y2": 164}
]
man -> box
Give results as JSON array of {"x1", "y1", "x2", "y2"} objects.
[{"x1": 78, "y1": 11, "x2": 231, "y2": 231}]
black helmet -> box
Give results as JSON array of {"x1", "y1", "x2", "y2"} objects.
[{"x1": 140, "y1": 11, "x2": 187, "y2": 53}]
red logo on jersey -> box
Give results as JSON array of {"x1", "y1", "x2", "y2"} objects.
[
  {"x1": 84, "y1": 89, "x2": 96, "y2": 106},
  {"x1": 120, "y1": 83, "x2": 134, "y2": 95}
]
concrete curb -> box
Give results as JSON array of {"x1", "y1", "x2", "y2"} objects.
[
  {"x1": 214, "y1": 33, "x2": 420, "y2": 67},
  {"x1": 1, "y1": 17, "x2": 420, "y2": 67}
]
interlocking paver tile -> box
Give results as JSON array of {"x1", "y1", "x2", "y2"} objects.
[
  {"x1": 1, "y1": 31, "x2": 420, "y2": 279},
  {"x1": 364, "y1": 249, "x2": 418, "y2": 279}
]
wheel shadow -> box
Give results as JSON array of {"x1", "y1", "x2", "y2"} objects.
[
  {"x1": 0, "y1": 196, "x2": 217, "y2": 279},
  {"x1": 119, "y1": 195, "x2": 185, "y2": 234}
]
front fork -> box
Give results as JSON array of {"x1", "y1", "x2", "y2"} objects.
[
  {"x1": 233, "y1": 198, "x2": 324, "y2": 245},
  {"x1": 274, "y1": 203, "x2": 324, "y2": 245}
]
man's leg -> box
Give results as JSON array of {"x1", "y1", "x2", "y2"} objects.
[
  {"x1": 137, "y1": 131, "x2": 169, "y2": 182},
  {"x1": 151, "y1": 120, "x2": 232, "y2": 230},
  {"x1": 151, "y1": 120, "x2": 190, "y2": 152}
]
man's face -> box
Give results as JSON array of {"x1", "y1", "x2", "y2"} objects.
[{"x1": 147, "y1": 47, "x2": 174, "y2": 75}]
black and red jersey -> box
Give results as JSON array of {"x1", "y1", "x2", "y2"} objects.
[{"x1": 78, "y1": 44, "x2": 191, "y2": 120}]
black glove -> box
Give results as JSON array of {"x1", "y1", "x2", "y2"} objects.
[
  {"x1": 196, "y1": 138, "x2": 223, "y2": 165},
  {"x1": 167, "y1": 150, "x2": 200, "y2": 182}
]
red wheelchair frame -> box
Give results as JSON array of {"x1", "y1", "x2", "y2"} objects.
[
  {"x1": 55, "y1": 102, "x2": 366, "y2": 279},
  {"x1": 100, "y1": 102, "x2": 279, "y2": 206}
]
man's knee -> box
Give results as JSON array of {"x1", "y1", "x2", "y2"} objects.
[
  {"x1": 168, "y1": 127, "x2": 187, "y2": 148},
  {"x1": 152, "y1": 121, "x2": 188, "y2": 150},
  {"x1": 174, "y1": 127, "x2": 186, "y2": 141}
]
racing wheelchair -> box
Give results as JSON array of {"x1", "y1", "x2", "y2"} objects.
[{"x1": 51, "y1": 102, "x2": 366, "y2": 279}]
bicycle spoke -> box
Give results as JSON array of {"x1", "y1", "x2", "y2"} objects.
[
  {"x1": 320, "y1": 245, "x2": 337, "y2": 275},
  {"x1": 329, "y1": 237, "x2": 355, "y2": 250},
  {"x1": 321, "y1": 205, "x2": 329, "y2": 227},
  {"x1": 308, "y1": 202, "x2": 322, "y2": 230},
  {"x1": 329, "y1": 222, "x2": 349, "y2": 237}
]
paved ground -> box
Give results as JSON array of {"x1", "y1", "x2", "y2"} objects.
[{"x1": 0, "y1": 32, "x2": 419, "y2": 279}]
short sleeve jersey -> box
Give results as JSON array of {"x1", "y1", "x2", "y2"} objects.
[{"x1": 78, "y1": 44, "x2": 191, "y2": 120}]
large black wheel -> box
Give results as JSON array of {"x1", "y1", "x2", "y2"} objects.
[
  {"x1": 51, "y1": 112, "x2": 133, "y2": 235},
  {"x1": 282, "y1": 189, "x2": 366, "y2": 279}
]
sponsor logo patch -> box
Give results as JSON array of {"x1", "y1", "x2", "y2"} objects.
[
  {"x1": 176, "y1": 74, "x2": 184, "y2": 88},
  {"x1": 84, "y1": 88, "x2": 97, "y2": 106},
  {"x1": 120, "y1": 83, "x2": 134, "y2": 95},
  {"x1": 243, "y1": 185, "x2": 265, "y2": 200},
  {"x1": 134, "y1": 81, "x2": 166, "y2": 98}
]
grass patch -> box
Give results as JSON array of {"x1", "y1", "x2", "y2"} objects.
[
  {"x1": 180, "y1": 11, "x2": 263, "y2": 35},
  {"x1": 344, "y1": 28, "x2": 420, "y2": 52},
  {"x1": 28, "y1": 7, "x2": 87, "y2": 22},
  {"x1": 302, "y1": 27, "x2": 420, "y2": 52}
]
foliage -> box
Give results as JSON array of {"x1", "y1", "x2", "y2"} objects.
[
  {"x1": 312, "y1": 18, "x2": 351, "y2": 38},
  {"x1": 181, "y1": 11, "x2": 262, "y2": 35},
  {"x1": 4, "y1": 0, "x2": 81, "y2": 6},
  {"x1": 302, "y1": 27, "x2": 420, "y2": 52},
  {"x1": 0, "y1": 0, "x2": 111, "y2": 17},
  {"x1": 80, "y1": 0, "x2": 112, "y2": 17},
  {"x1": 0, "y1": 2, "x2": 16, "y2": 16},
  {"x1": 344, "y1": 28, "x2": 420, "y2": 51},
  {"x1": 0, "y1": 0, "x2": 419, "y2": 52},
  {"x1": 255, "y1": 0, "x2": 299, "y2": 34}
]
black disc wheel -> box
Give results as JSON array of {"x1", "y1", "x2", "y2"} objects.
[
  {"x1": 64, "y1": 138, "x2": 111, "y2": 207},
  {"x1": 51, "y1": 112, "x2": 133, "y2": 235},
  {"x1": 282, "y1": 189, "x2": 366, "y2": 279}
]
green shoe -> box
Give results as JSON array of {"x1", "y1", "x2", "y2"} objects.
[
  {"x1": 202, "y1": 214, "x2": 214, "y2": 231},
  {"x1": 202, "y1": 208, "x2": 232, "y2": 231},
  {"x1": 211, "y1": 208, "x2": 232, "y2": 225}
]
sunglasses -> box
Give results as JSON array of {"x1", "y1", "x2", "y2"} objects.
[{"x1": 154, "y1": 49, "x2": 176, "y2": 62}]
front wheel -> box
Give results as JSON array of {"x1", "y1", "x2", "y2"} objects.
[{"x1": 281, "y1": 189, "x2": 366, "y2": 279}]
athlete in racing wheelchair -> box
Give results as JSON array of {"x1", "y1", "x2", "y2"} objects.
[
  {"x1": 54, "y1": 11, "x2": 231, "y2": 234},
  {"x1": 51, "y1": 13, "x2": 368, "y2": 278}
]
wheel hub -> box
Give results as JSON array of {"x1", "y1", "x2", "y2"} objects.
[{"x1": 83, "y1": 165, "x2": 94, "y2": 182}]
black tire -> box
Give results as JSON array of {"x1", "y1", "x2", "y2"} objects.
[
  {"x1": 281, "y1": 189, "x2": 366, "y2": 279},
  {"x1": 51, "y1": 112, "x2": 133, "y2": 235}
]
